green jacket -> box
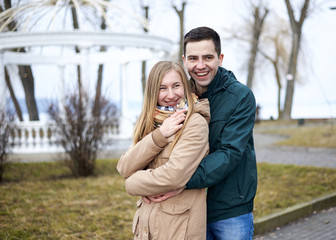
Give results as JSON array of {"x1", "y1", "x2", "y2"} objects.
[{"x1": 186, "y1": 67, "x2": 257, "y2": 223}]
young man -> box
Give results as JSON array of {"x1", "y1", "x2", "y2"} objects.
[
  {"x1": 145, "y1": 26, "x2": 257, "y2": 239},
  {"x1": 183, "y1": 26, "x2": 257, "y2": 240}
]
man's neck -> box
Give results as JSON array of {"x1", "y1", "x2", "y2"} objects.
[{"x1": 196, "y1": 85, "x2": 208, "y2": 96}]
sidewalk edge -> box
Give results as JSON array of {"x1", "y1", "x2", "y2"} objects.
[{"x1": 254, "y1": 192, "x2": 336, "y2": 235}]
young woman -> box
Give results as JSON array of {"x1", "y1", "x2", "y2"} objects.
[{"x1": 117, "y1": 61, "x2": 210, "y2": 240}]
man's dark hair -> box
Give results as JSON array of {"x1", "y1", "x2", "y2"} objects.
[{"x1": 183, "y1": 26, "x2": 221, "y2": 57}]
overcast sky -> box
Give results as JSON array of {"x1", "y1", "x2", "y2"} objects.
[
  {"x1": 6, "y1": 0, "x2": 336, "y2": 120},
  {"x1": 146, "y1": 0, "x2": 336, "y2": 119}
]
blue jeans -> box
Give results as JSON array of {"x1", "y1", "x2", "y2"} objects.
[{"x1": 206, "y1": 212, "x2": 254, "y2": 240}]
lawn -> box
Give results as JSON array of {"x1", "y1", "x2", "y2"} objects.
[
  {"x1": 256, "y1": 119, "x2": 336, "y2": 148},
  {"x1": 0, "y1": 160, "x2": 135, "y2": 240},
  {"x1": 1, "y1": 120, "x2": 336, "y2": 239},
  {"x1": 1, "y1": 159, "x2": 336, "y2": 240}
]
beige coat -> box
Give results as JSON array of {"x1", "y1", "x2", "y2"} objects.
[{"x1": 117, "y1": 99, "x2": 210, "y2": 240}]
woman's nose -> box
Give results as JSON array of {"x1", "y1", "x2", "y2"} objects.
[{"x1": 167, "y1": 89, "x2": 175, "y2": 98}]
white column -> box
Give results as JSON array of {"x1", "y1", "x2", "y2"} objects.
[
  {"x1": 79, "y1": 44, "x2": 91, "y2": 95},
  {"x1": 120, "y1": 62, "x2": 128, "y2": 118},
  {"x1": 0, "y1": 50, "x2": 6, "y2": 112},
  {"x1": 119, "y1": 62, "x2": 133, "y2": 139},
  {"x1": 58, "y1": 64, "x2": 66, "y2": 116}
]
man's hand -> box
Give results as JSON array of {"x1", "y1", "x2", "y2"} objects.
[
  {"x1": 142, "y1": 188, "x2": 184, "y2": 204},
  {"x1": 159, "y1": 109, "x2": 187, "y2": 138}
]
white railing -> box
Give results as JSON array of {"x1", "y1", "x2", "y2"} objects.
[{"x1": 10, "y1": 118, "x2": 125, "y2": 154}]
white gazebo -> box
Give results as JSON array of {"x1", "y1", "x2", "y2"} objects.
[{"x1": 0, "y1": 31, "x2": 174, "y2": 154}]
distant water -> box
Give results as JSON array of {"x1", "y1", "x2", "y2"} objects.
[{"x1": 7, "y1": 98, "x2": 142, "y2": 122}]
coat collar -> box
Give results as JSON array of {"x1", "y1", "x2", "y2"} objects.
[{"x1": 199, "y1": 67, "x2": 237, "y2": 98}]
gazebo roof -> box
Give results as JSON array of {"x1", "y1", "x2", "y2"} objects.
[
  {"x1": 0, "y1": 31, "x2": 173, "y2": 51},
  {"x1": 0, "y1": 31, "x2": 174, "y2": 65}
]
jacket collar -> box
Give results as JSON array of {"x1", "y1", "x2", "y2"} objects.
[{"x1": 199, "y1": 67, "x2": 237, "y2": 98}]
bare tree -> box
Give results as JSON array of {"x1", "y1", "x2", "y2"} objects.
[
  {"x1": 1, "y1": 1, "x2": 39, "y2": 121},
  {"x1": 140, "y1": 2, "x2": 149, "y2": 95},
  {"x1": 0, "y1": 5, "x2": 23, "y2": 121},
  {"x1": 18, "y1": 61, "x2": 39, "y2": 120},
  {"x1": 246, "y1": 1, "x2": 269, "y2": 89},
  {"x1": 172, "y1": 0, "x2": 187, "y2": 66},
  {"x1": 94, "y1": 15, "x2": 107, "y2": 109},
  {"x1": 221, "y1": 0, "x2": 269, "y2": 90},
  {"x1": 4, "y1": 67, "x2": 23, "y2": 121},
  {"x1": 259, "y1": 18, "x2": 291, "y2": 119},
  {"x1": 282, "y1": 0, "x2": 311, "y2": 120},
  {"x1": 70, "y1": 4, "x2": 84, "y2": 99}
]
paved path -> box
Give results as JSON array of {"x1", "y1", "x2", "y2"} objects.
[
  {"x1": 254, "y1": 132, "x2": 336, "y2": 168},
  {"x1": 253, "y1": 126, "x2": 336, "y2": 239},
  {"x1": 254, "y1": 207, "x2": 336, "y2": 240}
]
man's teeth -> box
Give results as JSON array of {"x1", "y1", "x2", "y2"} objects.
[{"x1": 197, "y1": 72, "x2": 207, "y2": 76}]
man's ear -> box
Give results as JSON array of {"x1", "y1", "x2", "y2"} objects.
[{"x1": 218, "y1": 53, "x2": 224, "y2": 66}]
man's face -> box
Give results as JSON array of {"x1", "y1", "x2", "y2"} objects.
[{"x1": 183, "y1": 40, "x2": 223, "y2": 93}]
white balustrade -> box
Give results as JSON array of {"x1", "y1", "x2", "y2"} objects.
[{"x1": 10, "y1": 118, "x2": 125, "y2": 154}]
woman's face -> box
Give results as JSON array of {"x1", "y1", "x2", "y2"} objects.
[{"x1": 157, "y1": 70, "x2": 185, "y2": 107}]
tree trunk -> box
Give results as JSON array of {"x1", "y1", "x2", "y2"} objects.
[
  {"x1": 272, "y1": 60, "x2": 283, "y2": 119},
  {"x1": 173, "y1": 2, "x2": 186, "y2": 66},
  {"x1": 18, "y1": 64, "x2": 39, "y2": 120},
  {"x1": 2, "y1": 0, "x2": 39, "y2": 121},
  {"x1": 141, "y1": 61, "x2": 146, "y2": 95},
  {"x1": 5, "y1": 67, "x2": 23, "y2": 121},
  {"x1": 246, "y1": 6, "x2": 269, "y2": 89},
  {"x1": 281, "y1": 0, "x2": 310, "y2": 120},
  {"x1": 71, "y1": 5, "x2": 82, "y2": 97},
  {"x1": 94, "y1": 17, "x2": 107, "y2": 112},
  {"x1": 140, "y1": 5, "x2": 149, "y2": 95},
  {"x1": 282, "y1": 33, "x2": 300, "y2": 119}
]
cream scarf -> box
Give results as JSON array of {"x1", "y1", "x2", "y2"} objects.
[{"x1": 153, "y1": 94, "x2": 198, "y2": 127}]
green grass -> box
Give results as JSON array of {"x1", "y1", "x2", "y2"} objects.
[
  {"x1": 270, "y1": 125, "x2": 336, "y2": 148},
  {"x1": 0, "y1": 160, "x2": 136, "y2": 240},
  {"x1": 1, "y1": 120, "x2": 336, "y2": 239},
  {"x1": 255, "y1": 163, "x2": 336, "y2": 217},
  {"x1": 1, "y1": 159, "x2": 336, "y2": 239},
  {"x1": 256, "y1": 120, "x2": 336, "y2": 148}
]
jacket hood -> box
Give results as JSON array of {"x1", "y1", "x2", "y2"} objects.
[{"x1": 194, "y1": 98, "x2": 210, "y2": 124}]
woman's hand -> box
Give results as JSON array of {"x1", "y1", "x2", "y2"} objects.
[
  {"x1": 159, "y1": 109, "x2": 187, "y2": 138},
  {"x1": 142, "y1": 187, "x2": 185, "y2": 204}
]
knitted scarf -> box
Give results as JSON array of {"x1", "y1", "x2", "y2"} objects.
[{"x1": 153, "y1": 93, "x2": 198, "y2": 128}]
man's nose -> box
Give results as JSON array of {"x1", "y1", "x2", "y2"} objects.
[{"x1": 196, "y1": 59, "x2": 206, "y2": 69}]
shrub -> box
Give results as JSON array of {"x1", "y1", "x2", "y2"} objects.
[
  {"x1": 48, "y1": 91, "x2": 117, "y2": 177},
  {"x1": 0, "y1": 110, "x2": 15, "y2": 182}
]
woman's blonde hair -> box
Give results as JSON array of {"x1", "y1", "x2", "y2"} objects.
[{"x1": 133, "y1": 61, "x2": 195, "y2": 152}]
